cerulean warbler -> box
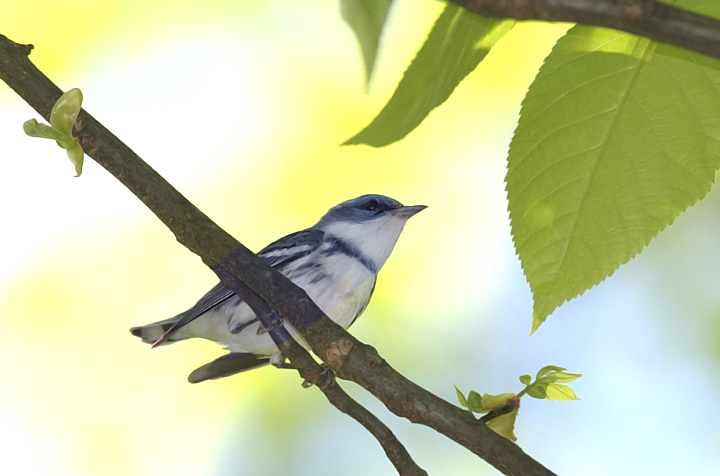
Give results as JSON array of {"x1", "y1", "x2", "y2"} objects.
[{"x1": 131, "y1": 194, "x2": 426, "y2": 383}]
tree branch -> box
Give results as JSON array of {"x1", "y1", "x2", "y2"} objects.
[
  {"x1": 0, "y1": 34, "x2": 554, "y2": 476},
  {"x1": 448, "y1": 0, "x2": 720, "y2": 60},
  {"x1": 211, "y1": 263, "x2": 428, "y2": 476}
]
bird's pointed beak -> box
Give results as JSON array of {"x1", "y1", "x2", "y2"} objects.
[{"x1": 391, "y1": 204, "x2": 427, "y2": 220}]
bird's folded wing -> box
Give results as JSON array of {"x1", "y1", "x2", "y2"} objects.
[
  {"x1": 256, "y1": 228, "x2": 324, "y2": 268},
  {"x1": 155, "y1": 228, "x2": 326, "y2": 346}
]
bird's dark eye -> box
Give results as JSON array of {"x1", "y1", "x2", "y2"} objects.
[{"x1": 365, "y1": 198, "x2": 379, "y2": 211}]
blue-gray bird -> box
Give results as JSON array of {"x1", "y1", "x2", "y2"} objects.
[{"x1": 130, "y1": 194, "x2": 426, "y2": 383}]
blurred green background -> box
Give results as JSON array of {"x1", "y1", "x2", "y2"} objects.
[{"x1": 1, "y1": 1, "x2": 719, "y2": 475}]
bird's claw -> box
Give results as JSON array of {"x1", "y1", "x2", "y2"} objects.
[{"x1": 301, "y1": 364, "x2": 335, "y2": 389}]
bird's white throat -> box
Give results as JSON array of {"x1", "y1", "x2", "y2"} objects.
[{"x1": 320, "y1": 215, "x2": 407, "y2": 272}]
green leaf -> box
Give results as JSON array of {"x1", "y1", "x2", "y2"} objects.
[
  {"x1": 540, "y1": 371, "x2": 582, "y2": 384},
  {"x1": 345, "y1": 4, "x2": 514, "y2": 147},
  {"x1": 528, "y1": 382, "x2": 579, "y2": 401},
  {"x1": 507, "y1": 24, "x2": 720, "y2": 331},
  {"x1": 467, "y1": 390, "x2": 483, "y2": 412},
  {"x1": 486, "y1": 409, "x2": 518, "y2": 441},
  {"x1": 519, "y1": 374, "x2": 531, "y2": 385},
  {"x1": 536, "y1": 365, "x2": 566, "y2": 379},
  {"x1": 455, "y1": 385, "x2": 468, "y2": 408},
  {"x1": 24, "y1": 88, "x2": 85, "y2": 177},
  {"x1": 50, "y1": 88, "x2": 83, "y2": 135},
  {"x1": 526, "y1": 384, "x2": 545, "y2": 399},
  {"x1": 480, "y1": 392, "x2": 515, "y2": 412},
  {"x1": 544, "y1": 383, "x2": 580, "y2": 401},
  {"x1": 340, "y1": 0, "x2": 393, "y2": 86},
  {"x1": 23, "y1": 119, "x2": 70, "y2": 143}
]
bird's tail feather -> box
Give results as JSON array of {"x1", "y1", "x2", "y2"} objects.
[
  {"x1": 188, "y1": 352, "x2": 271, "y2": 383},
  {"x1": 129, "y1": 316, "x2": 189, "y2": 346}
]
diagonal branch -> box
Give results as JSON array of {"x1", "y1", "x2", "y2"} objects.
[
  {"x1": 448, "y1": 0, "x2": 720, "y2": 60},
  {"x1": 0, "y1": 34, "x2": 554, "y2": 476}
]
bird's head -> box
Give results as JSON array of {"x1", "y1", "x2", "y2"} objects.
[{"x1": 314, "y1": 195, "x2": 426, "y2": 271}]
